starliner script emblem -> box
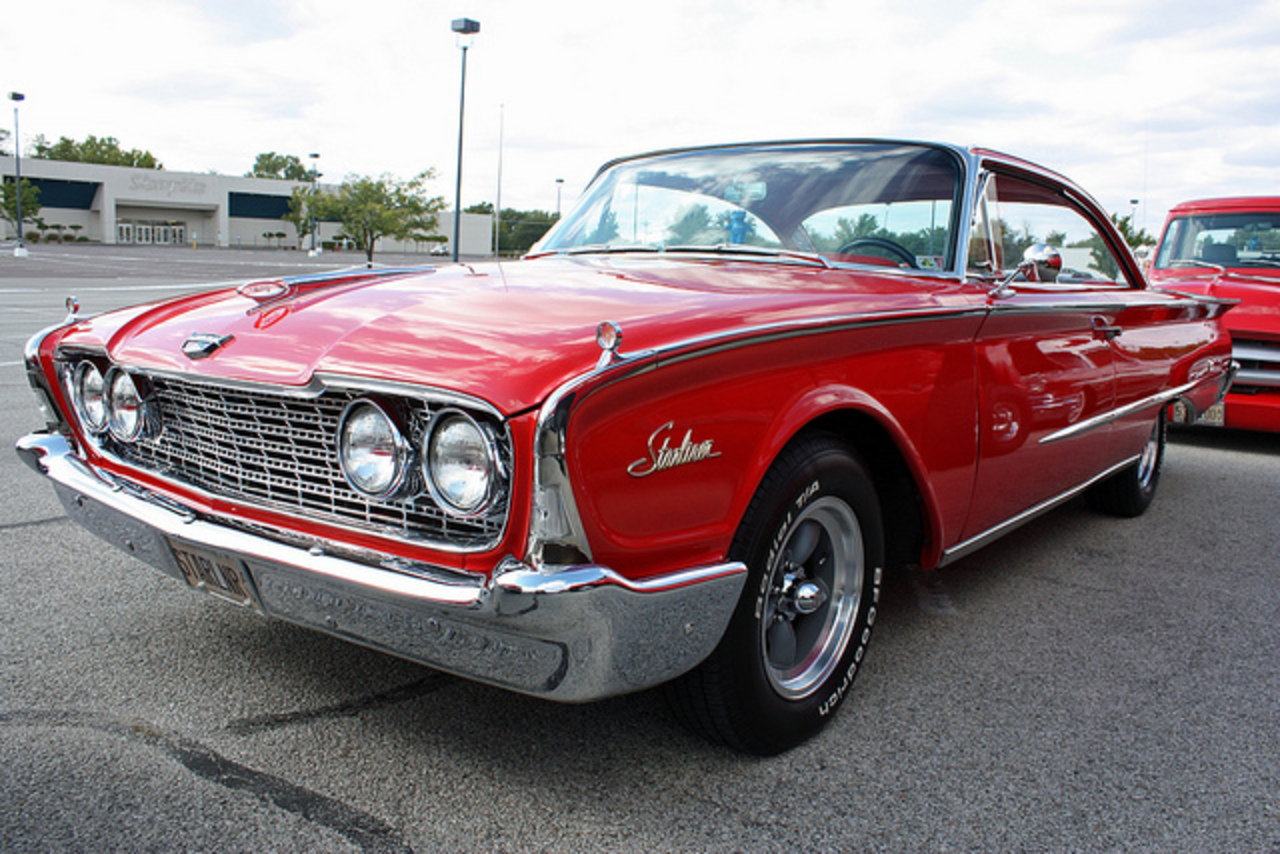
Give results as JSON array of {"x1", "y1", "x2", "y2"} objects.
[
  {"x1": 181, "y1": 332, "x2": 234, "y2": 360},
  {"x1": 627, "y1": 421, "x2": 722, "y2": 478}
]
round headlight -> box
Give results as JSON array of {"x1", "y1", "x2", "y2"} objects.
[
  {"x1": 72, "y1": 362, "x2": 107, "y2": 433},
  {"x1": 338, "y1": 400, "x2": 408, "y2": 499},
  {"x1": 425, "y1": 410, "x2": 496, "y2": 516},
  {"x1": 105, "y1": 368, "x2": 146, "y2": 441}
]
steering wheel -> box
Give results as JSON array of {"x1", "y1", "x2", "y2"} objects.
[{"x1": 836, "y1": 237, "x2": 918, "y2": 268}]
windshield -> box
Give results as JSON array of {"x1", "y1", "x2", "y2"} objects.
[
  {"x1": 1154, "y1": 210, "x2": 1280, "y2": 271},
  {"x1": 535, "y1": 143, "x2": 962, "y2": 270}
]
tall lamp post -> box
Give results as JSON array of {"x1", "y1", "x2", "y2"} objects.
[
  {"x1": 451, "y1": 17, "x2": 479, "y2": 262},
  {"x1": 555, "y1": 178, "x2": 564, "y2": 219},
  {"x1": 8, "y1": 92, "x2": 26, "y2": 258},
  {"x1": 308, "y1": 152, "x2": 321, "y2": 256}
]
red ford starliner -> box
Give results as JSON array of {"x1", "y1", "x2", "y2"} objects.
[
  {"x1": 17, "y1": 141, "x2": 1235, "y2": 753},
  {"x1": 1148, "y1": 196, "x2": 1280, "y2": 432}
]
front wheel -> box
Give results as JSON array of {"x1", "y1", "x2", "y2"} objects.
[
  {"x1": 666, "y1": 433, "x2": 883, "y2": 755},
  {"x1": 1086, "y1": 410, "x2": 1166, "y2": 517}
]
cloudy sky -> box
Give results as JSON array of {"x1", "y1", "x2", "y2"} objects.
[{"x1": 3, "y1": 0, "x2": 1278, "y2": 232}]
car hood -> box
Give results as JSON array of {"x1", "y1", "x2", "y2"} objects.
[{"x1": 57, "y1": 256, "x2": 967, "y2": 414}]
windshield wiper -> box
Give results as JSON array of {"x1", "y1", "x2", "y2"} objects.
[
  {"x1": 664, "y1": 244, "x2": 833, "y2": 268},
  {"x1": 563, "y1": 244, "x2": 661, "y2": 255},
  {"x1": 1169, "y1": 259, "x2": 1226, "y2": 273}
]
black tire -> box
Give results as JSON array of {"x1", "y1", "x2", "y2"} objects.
[
  {"x1": 1086, "y1": 410, "x2": 1165, "y2": 517},
  {"x1": 666, "y1": 433, "x2": 883, "y2": 755}
]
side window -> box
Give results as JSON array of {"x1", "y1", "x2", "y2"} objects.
[{"x1": 979, "y1": 172, "x2": 1130, "y2": 286}]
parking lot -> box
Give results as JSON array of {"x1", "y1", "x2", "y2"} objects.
[{"x1": 2, "y1": 244, "x2": 1277, "y2": 851}]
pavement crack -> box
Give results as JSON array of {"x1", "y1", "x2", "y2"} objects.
[
  {"x1": 224, "y1": 674, "x2": 455, "y2": 736},
  {"x1": 0, "y1": 708, "x2": 413, "y2": 853},
  {"x1": 0, "y1": 515, "x2": 69, "y2": 532}
]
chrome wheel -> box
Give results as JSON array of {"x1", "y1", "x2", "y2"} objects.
[
  {"x1": 760, "y1": 496, "x2": 864, "y2": 699},
  {"x1": 1135, "y1": 418, "x2": 1161, "y2": 491}
]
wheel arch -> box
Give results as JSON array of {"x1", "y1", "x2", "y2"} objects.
[{"x1": 762, "y1": 397, "x2": 936, "y2": 572}]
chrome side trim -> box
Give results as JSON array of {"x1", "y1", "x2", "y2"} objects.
[
  {"x1": 939, "y1": 455, "x2": 1138, "y2": 567},
  {"x1": 1038, "y1": 380, "x2": 1204, "y2": 445},
  {"x1": 15, "y1": 431, "x2": 748, "y2": 702}
]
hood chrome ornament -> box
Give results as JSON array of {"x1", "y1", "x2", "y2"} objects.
[{"x1": 182, "y1": 333, "x2": 234, "y2": 360}]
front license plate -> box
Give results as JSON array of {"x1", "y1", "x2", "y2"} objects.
[
  {"x1": 1198, "y1": 403, "x2": 1225, "y2": 426},
  {"x1": 168, "y1": 539, "x2": 260, "y2": 608}
]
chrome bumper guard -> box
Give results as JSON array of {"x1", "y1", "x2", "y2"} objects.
[{"x1": 16, "y1": 432, "x2": 747, "y2": 702}]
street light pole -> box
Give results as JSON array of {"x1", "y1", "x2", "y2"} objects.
[
  {"x1": 8, "y1": 92, "x2": 26, "y2": 258},
  {"x1": 308, "y1": 152, "x2": 321, "y2": 256},
  {"x1": 451, "y1": 17, "x2": 479, "y2": 263},
  {"x1": 556, "y1": 178, "x2": 564, "y2": 219}
]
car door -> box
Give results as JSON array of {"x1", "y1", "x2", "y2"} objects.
[{"x1": 961, "y1": 169, "x2": 1134, "y2": 542}]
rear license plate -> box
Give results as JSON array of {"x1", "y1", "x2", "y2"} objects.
[
  {"x1": 168, "y1": 539, "x2": 260, "y2": 608},
  {"x1": 1198, "y1": 403, "x2": 1225, "y2": 426}
]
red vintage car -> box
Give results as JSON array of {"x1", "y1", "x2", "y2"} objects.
[
  {"x1": 1148, "y1": 196, "x2": 1280, "y2": 432},
  {"x1": 17, "y1": 141, "x2": 1234, "y2": 754}
]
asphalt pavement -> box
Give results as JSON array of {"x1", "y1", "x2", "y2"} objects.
[{"x1": 2, "y1": 244, "x2": 1277, "y2": 851}]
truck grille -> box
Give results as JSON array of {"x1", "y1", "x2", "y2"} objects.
[
  {"x1": 108, "y1": 376, "x2": 508, "y2": 550},
  {"x1": 1232, "y1": 338, "x2": 1280, "y2": 392}
]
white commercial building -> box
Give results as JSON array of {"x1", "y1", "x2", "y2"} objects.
[{"x1": 1, "y1": 155, "x2": 491, "y2": 255}]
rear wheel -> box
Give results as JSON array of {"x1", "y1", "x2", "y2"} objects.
[
  {"x1": 1086, "y1": 410, "x2": 1165, "y2": 517},
  {"x1": 666, "y1": 433, "x2": 883, "y2": 755}
]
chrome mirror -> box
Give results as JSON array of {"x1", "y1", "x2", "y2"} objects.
[{"x1": 1021, "y1": 243, "x2": 1062, "y2": 283}]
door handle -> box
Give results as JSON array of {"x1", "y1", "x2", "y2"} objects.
[{"x1": 1092, "y1": 317, "x2": 1123, "y2": 340}]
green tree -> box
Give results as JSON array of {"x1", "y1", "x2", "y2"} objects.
[
  {"x1": 283, "y1": 186, "x2": 314, "y2": 249},
  {"x1": 667, "y1": 204, "x2": 713, "y2": 245},
  {"x1": 1109, "y1": 212, "x2": 1155, "y2": 249},
  {"x1": 247, "y1": 152, "x2": 312, "y2": 181},
  {"x1": 32, "y1": 134, "x2": 162, "y2": 168},
  {"x1": 312, "y1": 171, "x2": 446, "y2": 264},
  {"x1": 493, "y1": 207, "x2": 557, "y2": 255},
  {"x1": 1, "y1": 178, "x2": 41, "y2": 238}
]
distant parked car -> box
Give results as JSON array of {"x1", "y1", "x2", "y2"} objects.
[
  {"x1": 1149, "y1": 197, "x2": 1280, "y2": 431},
  {"x1": 17, "y1": 140, "x2": 1235, "y2": 754},
  {"x1": 429, "y1": 243, "x2": 450, "y2": 256}
]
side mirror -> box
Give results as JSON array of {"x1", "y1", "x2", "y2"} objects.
[{"x1": 1021, "y1": 243, "x2": 1063, "y2": 283}]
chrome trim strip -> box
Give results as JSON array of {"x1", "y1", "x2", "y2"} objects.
[
  {"x1": 1039, "y1": 379, "x2": 1207, "y2": 445},
  {"x1": 939, "y1": 455, "x2": 1138, "y2": 567}
]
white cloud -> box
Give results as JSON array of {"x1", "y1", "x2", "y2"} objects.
[{"x1": 3, "y1": 0, "x2": 1277, "y2": 232}]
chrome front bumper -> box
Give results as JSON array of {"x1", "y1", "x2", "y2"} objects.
[{"x1": 16, "y1": 432, "x2": 746, "y2": 702}]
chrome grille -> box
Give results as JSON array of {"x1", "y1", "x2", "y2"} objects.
[
  {"x1": 108, "y1": 376, "x2": 507, "y2": 550},
  {"x1": 1232, "y1": 338, "x2": 1280, "y2": 391}
]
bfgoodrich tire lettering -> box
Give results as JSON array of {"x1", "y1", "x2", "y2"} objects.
[{"x1": 666, "y1": 432, "x2": 884, "y2": 755}]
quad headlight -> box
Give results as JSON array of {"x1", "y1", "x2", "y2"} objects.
[
  {"x1": 425, "y1": 409, "x2": 498, "y2": 516},
  {"x1": 105, "y1": 368, "x2": 147, "y2": 441},
  {"x1": 337, "y1": 399, "x2": 409, "y2": 499},
  {"x1": 70, "y1": 361, "x2": 108, "y2": 434}
]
